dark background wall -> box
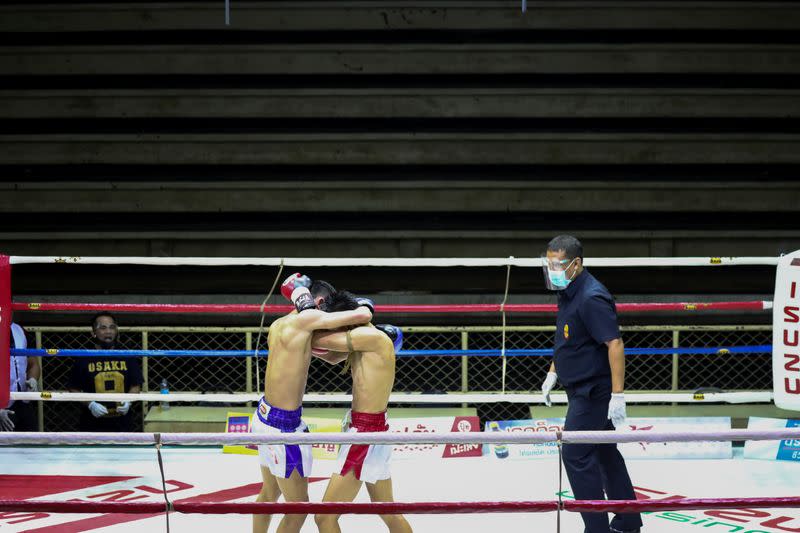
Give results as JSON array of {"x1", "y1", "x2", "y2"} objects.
[{"x1": 1, "y1": 0, "x2": 799, "y2": 324}]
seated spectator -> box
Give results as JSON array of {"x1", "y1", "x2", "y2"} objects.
[
  {"x1": 0, "y1": 322, "x2": 40, "y2": 432},
  {"x1": 68, "y1": 312, "x2": 142, "y2": 432}
]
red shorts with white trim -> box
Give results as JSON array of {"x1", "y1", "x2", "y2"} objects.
[{"x1": 335, "y1": 410, "x2": 391, "y2": 484}]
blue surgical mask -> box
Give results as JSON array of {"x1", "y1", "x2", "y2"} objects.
[
  {"x1": 548, "y1": 268, "x2": 571, "y2": 289},
  {"x1": 547, "y1": 258, "x2": 577, "y2": 289}
]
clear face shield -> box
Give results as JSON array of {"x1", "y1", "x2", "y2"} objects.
[{"x1": 541, "y1": 254, "x2": 578, "y2": 291}]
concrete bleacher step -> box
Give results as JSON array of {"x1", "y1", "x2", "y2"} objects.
[
  {"x1": 4, "y1": 44, "x2": 800, "y2": 76},
  {"x1": 4, "y1": 1, "x2": 800, "y2": 32},
  {"x1": 3, "y1": 132, "x2": 799, "y2": 166},
  {"x1": 3, "y1": 88, "x2": 798, "y2": 119}
]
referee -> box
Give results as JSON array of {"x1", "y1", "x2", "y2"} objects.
[{"x1": 539, "y1": 235, "x2": 642, "y2": 533}]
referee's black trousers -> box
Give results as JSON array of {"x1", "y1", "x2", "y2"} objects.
[{"x1": 563, "y1": 378, "x2": 643, "y2": 533}]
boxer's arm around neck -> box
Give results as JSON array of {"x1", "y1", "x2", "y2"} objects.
[
  {"x1": 312, "y1": 326, "x2": 387, "y2": 353},
  {"x1": 294, "y1": 306, "x2": 372, "y2": 331}
]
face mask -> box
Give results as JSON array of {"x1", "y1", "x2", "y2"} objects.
[
  {"x1": 547, "y1": 258, "x2": 576, "y2": 289},
  {"x1": 547, "y1": 268, "x2": 570, "y2": 289}
]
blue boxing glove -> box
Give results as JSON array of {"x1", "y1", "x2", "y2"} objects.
[
  {"x1": 375, "y1": 324, "x2": 403, "y2": 353},
  {"x1": 355, "y1": 297, "x2": 375, "y2": 317}
]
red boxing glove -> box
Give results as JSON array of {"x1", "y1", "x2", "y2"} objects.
[
  {"x1": 281, "y1": 273, "x2": 312, "y2": 302},
  {"x1": 281, "y1": 273, "x2": 315, "y2": 312}
]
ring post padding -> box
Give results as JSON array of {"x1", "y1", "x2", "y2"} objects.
[
  {"x1": 0, "y1": 256, "x2": 11, "y2": 409},
  {"x1": 773, "y1": 249, "x2": 800, "y2": 411}
]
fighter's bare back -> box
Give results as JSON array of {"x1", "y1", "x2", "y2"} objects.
[{"x1": 264, "y1": 312, "x2": 314, "y2": 411}]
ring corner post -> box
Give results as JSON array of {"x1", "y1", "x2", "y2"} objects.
[
  {"x1": 773, "y1": 250, "x2": 800, "y2": 411},
  {"x1": 0, "y1": 255, "x2": 11, "y2": 409}
]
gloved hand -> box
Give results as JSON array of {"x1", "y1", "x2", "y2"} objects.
[
  {"x1": 541, "y1": 372, "x2": 558, "y2": 407},
  {"x1": 280, "y1": 273, "x2": 315, "y2": 312},
  {"x1": 88, "y1": 401, "x2": 109, "y2": 418},
  {"x1": 341, "y1": 409, "x2": 352, "y2": 432},
  {"x1": 355, "y1": 297, "x2": 375, "y2": 317},
  {"x1": 0, "y1": 409, "x2": 15, "y2": 431},
  {"x1": 375, "y1": 324, "x2": 403, "y2": 352},
  {"x1": 26, "y1": 377, "x2": 39, "y2": 392},
  {"x1": 117, "y1": 401, "x2": 131, "y2": 415},
  {"x1": 608, "y1": 393, "x2": 627, "y2": 428}
]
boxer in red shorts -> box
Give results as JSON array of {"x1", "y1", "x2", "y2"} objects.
[{"x1": 311, "y1": 291, "x2": 412, "y2": 533}]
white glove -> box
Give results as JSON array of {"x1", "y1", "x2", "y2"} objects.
[
  {"x1": 0, "y1": 409, "x2": 15, "y2": 431},
  {"x1": 26, "y1": 377, "x2": 39, "y2": 392},
  {"x1": 88, "y1": 401, "x2": 108, "y2": 418},
  {"x1": 116, "y1": 401, "x2": 131, "y2": 415},
  {"x1": 341, "y1": 409, "x2": 352, "y2": 432},
  {"x1": 541, "y1": 372, "x2": 558, "y2": 407},
  {"x1": 608, "y1": 393, "x2": 627, "y2": 428}
]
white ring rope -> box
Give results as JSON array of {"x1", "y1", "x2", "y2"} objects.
[
  {"x1": 8, "y1": 256, "x2": 781, "y2": 267},
  {"x1": 499, "y1": 259, "x2": 512, "y2": 394},
  {"x1": 1, "y1": 428, "x2": 799, "y2": 447},
  {"x1": 10, "y1": 391, "x2": 774, "y2": 404}
]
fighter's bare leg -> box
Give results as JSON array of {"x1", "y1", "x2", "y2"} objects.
[
  {"x1": 366, "y1": 478, "x2": 412, "y2": 532},
  {"x1": 274, "y1": 468, "x2": 310, "y2": 533},
  {"x1": 315, "y1": 471, "x2": 364, "y2": 533},
  {"x1": 253, "y1": 466, "x2": 282, "y2": 533}
]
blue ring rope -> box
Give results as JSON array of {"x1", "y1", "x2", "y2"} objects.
[{"x1": 12, "y1": 345, "x2": 773, "y2": 358}]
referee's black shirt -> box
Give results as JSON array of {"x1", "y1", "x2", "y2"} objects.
[{"x1": 553, "y1": 269, "x2": 620, "y2": 387}]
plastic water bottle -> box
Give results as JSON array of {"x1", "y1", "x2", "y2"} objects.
[{"x1": 160, "y1": 378, "x2": 170, "y2": 411}]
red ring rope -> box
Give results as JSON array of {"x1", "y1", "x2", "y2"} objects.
[
  {"x1": 1, "y1": 497, "x2": 798, "y2": 515},
  {"x1": 0, "y1": 500, "x2": 556, "y2": 515},
  {"x1": 11, "y1": 301, "x2": 768, "y2": 314},
  {"x1": 565, "y1": 497, "x2": 800, "y2": 513}
]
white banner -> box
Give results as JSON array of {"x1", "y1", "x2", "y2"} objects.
[
  {"x1": 773, "y1": 250, "x2": 800, "y2": 411},
  {"x1": 483, "y1": 418, "x2": 732, "y2": 460},
  {"x1": 389, "y1": 416, "x2": 483, "y2": 460},
  {"x1": 618, "y1": 417, "x2": 732, "y2": 459},
  {"x1": 744, "y1": 416, "x2": 800, "y2": 462},
  {"x1": 483, "y1": 419, "x2": 562, "y2": 460},
  {"x1": 744, "y1": 417, "x2": 800, "y2": 461}
]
